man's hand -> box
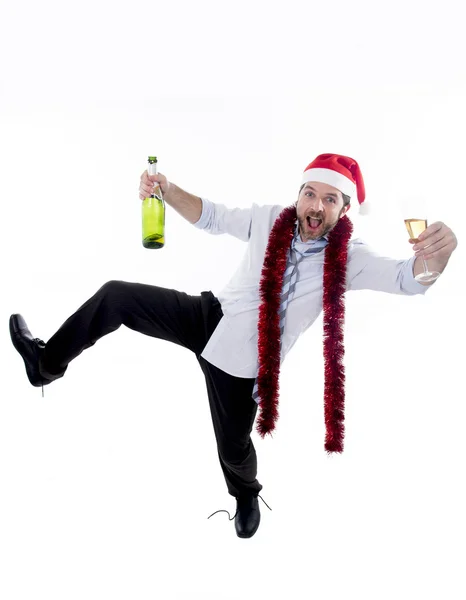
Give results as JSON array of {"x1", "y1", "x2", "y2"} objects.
[
  {"x1": 409, "y1": 221, "x2": 458, "y2": 261},
  {"x1": 409, "y1": 221, "x2": 458, "y2": 281},
  {"x1": 139, "y1": 170, "x2": 171, "y2": 200}
]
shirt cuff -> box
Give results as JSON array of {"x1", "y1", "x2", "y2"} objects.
[
  {"x1": 400, "y1": 255, "x2": 431, "y2": 295},
  {"x1": 192, "y1": 197, "x2": 212, "y2": 229}
]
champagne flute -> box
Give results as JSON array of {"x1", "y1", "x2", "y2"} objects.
[
  {"x1": 400, "y1": 197, "x2": 440, "y2": 283},
  {"x1": 404, "y1": 217, "x2": 440, "y2": 283}
]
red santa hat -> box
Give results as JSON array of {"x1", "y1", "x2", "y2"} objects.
[{"x1": 301, "y1": 153, "x2": 369, "y2": 214}]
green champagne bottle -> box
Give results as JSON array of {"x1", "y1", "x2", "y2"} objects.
[{"x1": 142, "y1": 156, "x2": 165, "y2": 249}]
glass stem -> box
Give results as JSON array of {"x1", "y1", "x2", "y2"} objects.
[{"x1": 422, "y1": 256, "x2": 429, "y2": 273}]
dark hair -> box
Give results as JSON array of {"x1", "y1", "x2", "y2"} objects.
[{"x1": 298, "y1": 183, "x2": 351, "y2": 207}]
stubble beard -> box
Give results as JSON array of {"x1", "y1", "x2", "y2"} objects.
[
  {"x1": 297, "y1": 215, "x2": 335, "y2": 241},
  {"x1": 297, "y1": 206, "x2": 347, "y2": 242}
]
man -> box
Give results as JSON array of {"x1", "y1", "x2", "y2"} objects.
[{"x1": 10, "y1": 153, "x2": 458, "y2": 539}]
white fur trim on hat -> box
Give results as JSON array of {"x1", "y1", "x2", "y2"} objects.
[
  {"x1": 358, "y1": 201, "x2": 370, "y2": 215},
  {"x1": 301, "y1": 168, "x2": 357, "y2": 199}
]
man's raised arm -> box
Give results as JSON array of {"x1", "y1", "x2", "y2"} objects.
[{"x1": 139, "y1": 170, "x2": 252, "y2": 241}]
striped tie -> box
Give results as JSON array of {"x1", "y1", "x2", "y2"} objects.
[{"x1": 252, "y1": 232, "x2": 328, "y2": 404}]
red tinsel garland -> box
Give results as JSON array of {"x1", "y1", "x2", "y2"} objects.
[{"x1": 255, "y1": 205, "x2": 353, "y2": 454}]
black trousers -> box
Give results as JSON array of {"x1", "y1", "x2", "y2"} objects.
[{"x1": 39, "y1": 280, "x2": 263, "y2": 498}]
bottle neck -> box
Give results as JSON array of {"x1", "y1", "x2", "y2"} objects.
[{"x1": 148, "y1": 162, "x2": 162, "y2": 198}]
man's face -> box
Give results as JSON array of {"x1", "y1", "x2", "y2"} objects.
[{"x1": 296, "y1": 181, "x2": 350, "y2": 241}]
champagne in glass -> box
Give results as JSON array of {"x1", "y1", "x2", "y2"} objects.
[
  {"x1": 404, "y1": 218, "x2": 427, "y2": 242},
  {"x1": 142, "y1": 156, "x2": 165, "y2": 249},
  {"x1": 404, "y1": 218, "x2": 440, "y2": 283}
]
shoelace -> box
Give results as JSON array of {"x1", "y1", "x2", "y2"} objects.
[{"x1": 207, "y1": 494, "x2": 272, "y2": 521}]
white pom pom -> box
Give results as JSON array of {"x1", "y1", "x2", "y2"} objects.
[{"x1": 358, "y1": 201, "x2": 370, "y2": 216}]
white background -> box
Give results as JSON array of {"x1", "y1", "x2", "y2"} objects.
[{"x1": 1, "y1": 1, "x2": 465, "y2": 599}]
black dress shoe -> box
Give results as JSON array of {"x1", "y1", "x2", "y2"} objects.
[
  {"x1": 235, "y1": 494, "x2": 261, "y2": 538},
  {"x1": 9, "y1": 314, "x2": 59, "y2": 388}
]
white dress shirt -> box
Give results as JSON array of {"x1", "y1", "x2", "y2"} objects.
[{"x1": 192, "y1": 197, "x2": 429, "y2": 379}]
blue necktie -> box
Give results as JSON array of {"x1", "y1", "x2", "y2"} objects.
[{"x1": 252, "y1": 232, "x2": 328, "y2": 404}]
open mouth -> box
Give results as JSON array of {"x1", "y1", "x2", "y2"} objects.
[{"x1": 306, "y1": 216, "x2": 322, "y2": 230}]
